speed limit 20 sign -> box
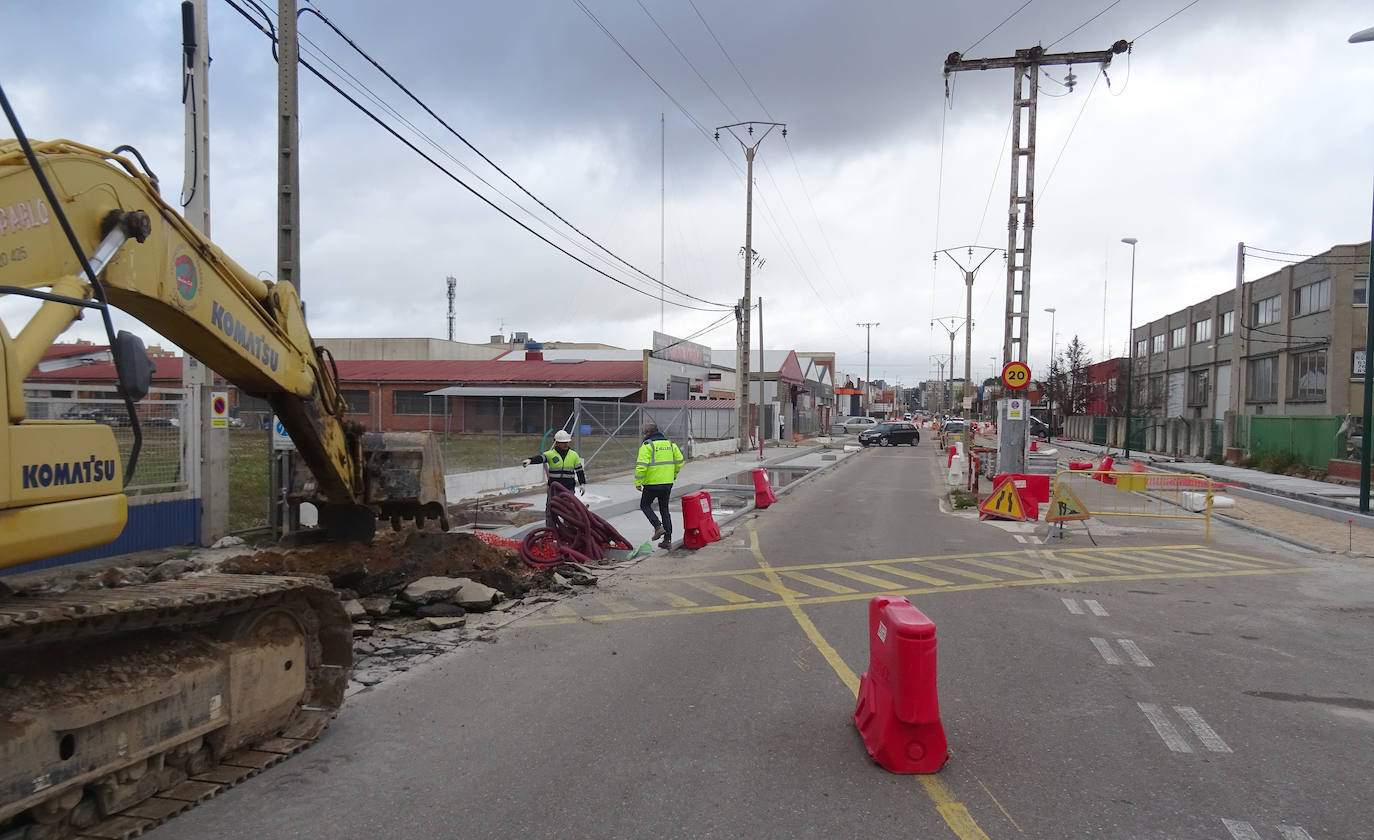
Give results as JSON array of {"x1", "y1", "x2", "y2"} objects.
[{"x1": 1001, "y1": 361, "x2": 1031, "y2": 390}]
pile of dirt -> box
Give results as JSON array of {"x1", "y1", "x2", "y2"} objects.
[{"x1": 220, "y1": 531, "x2": 541, "y2": 599}]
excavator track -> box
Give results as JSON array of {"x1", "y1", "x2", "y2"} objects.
[{"x1": 0, "y1": 575, "x2": 352, "y2": 840}]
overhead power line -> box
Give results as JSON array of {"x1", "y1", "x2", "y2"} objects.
[{"x1": 223, "y1": 0, "x2": 732, "y2": 312}]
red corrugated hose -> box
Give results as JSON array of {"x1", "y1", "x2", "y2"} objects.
[{"x1": 519, "y1": 482, "x2": 633, "y2": 569}]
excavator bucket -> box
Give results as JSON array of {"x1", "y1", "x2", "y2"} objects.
[{"x1": 361, "y1": 431, "x2": 450, "y2": 530}]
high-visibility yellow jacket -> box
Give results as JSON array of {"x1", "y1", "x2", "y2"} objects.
[
  {"x1": 635, "y1": 434, "x2": 683, "y2": 485},
  {"x1": 530, "y1": 447, "x2": 586, "y2": 490}
]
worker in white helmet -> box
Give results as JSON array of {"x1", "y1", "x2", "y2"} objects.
[{"x1": 522, "y1": 430, "x2": 587, "y2": 524}]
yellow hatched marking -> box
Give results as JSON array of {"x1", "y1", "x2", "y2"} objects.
[
  {"x1": 1085, "y1": 552, "x2": 1199, "y2": 572},
  {"x1": 684, "y1": 580, "x2": 754, "y2": 604},
  {"x1": 828, "y1": 567, "x2": 908, "y2": 589},
  {"x1": 589, "y1": 596, "x2": 639, "y2": 615},
  {"x1": 541, "y1": 602, "x2": 582, "y2": 619},
  {"x1": 1116, "y1": 549, "x2": 1228, "y2": 569},
  {"x1": 867, "y1": 564, "x2": 957, "y2": 586},
  {"x1": 781, "y1": 572, "x2": 859, "y2": 594},
  {"x1": 735, "y1": 575, "x2": 811, "y2": 599},
  {"x1": 645, "y1": 588, "x2": 699, "y2": 608},
  {"x1": 1148, "y1": 549, "x2": 1260, "y2": 569},
  {"x1": 956, "y1": 557, "x2": 1048, "y2": 579},
  {"x1": 1036, "y1": 553, "x2": 1139, "y2": 576},
  {"x1": 1193, "y1": 547, "x2": 1286, "y2": 566},
  {"x1": 914, "y1": 562, "x2": 1003, "y2": 582}
]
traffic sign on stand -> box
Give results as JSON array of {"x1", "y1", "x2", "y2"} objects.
[
  {"x1": 979, "y1": 476, "x2": 1028, "y2": 521},
  {"x1": 1046, "y1": 482, "x2": 1091, "y2": 522},
  {"x1": 210, "y1": 391, "x2": 228, "y2": 429}
]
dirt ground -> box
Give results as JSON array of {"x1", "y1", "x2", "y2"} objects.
[
  {"x1": 1218, "y1": 494, "x2": 1374, "y2": 557},
  {"x1": 219, "y1": 531, "x2": 548, "y2": 598}
]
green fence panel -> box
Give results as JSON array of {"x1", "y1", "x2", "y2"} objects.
[
  {"x1": 1091, "y1": 416, "x2": 1108, "y2": 445},
  {"x1": 1248, "y1": 416, "x2": 1341, "y2": 468}
]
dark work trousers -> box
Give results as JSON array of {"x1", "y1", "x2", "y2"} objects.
[{"x1": 639, "y1": 484, "x2": 673, "y2": 536}]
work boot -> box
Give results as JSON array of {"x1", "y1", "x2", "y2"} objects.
[
  {"x1": 659, "y1": 537, "x2": 672, "y2": 549},
  {"x1": 652, "y1": 524, "x2": 665, "y2": 540}
]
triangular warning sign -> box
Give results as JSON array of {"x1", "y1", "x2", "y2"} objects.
[
  {"x1": 1046, "y1": 483, "x2": 1091, "y2": 522},
  {"x1": 979, "y1": 477, "x2": 1028, "y2": 521}
]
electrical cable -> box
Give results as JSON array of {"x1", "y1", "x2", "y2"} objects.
[
  {"x1": 222, "y1": 0, "x2": 732, "y2": 312},
  {"x1": 636, "y1": 0, "x2": 737, "y2": 122},
  {"x1": 687, "y1": 0, "x2": 772, "y2": 120},
  {"x1": 179, "y1": 72, "x2": 199, "y2": 207},
  {"x1": 1047, "y1": 0, "x2": 1123, "y2": 49},
  {"x1": 1038, "y1": 69, "x2": 1102, "y2": 204},
  {"x1": 1134, "y1": 0, "x2": 1204, "y2": 42},
  {"x1": 964, "y1": 0, "x2": 1036, "y2": 55}
]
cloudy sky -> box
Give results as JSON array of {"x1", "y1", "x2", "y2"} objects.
[{"x1": 5, "y1": 0, "x2": 1373, "y2": 388}]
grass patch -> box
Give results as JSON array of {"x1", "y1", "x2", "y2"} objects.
[{"x1": 949, "y1": 488, "x2": 979, "y2": 509}]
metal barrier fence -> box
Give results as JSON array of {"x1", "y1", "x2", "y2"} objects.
[
  {"x1": 1049, "y1": 469, "x2": 1214, "y2": 539},
  {"x1": 572, "y1": 399, "x2": 734, "y2": 474},
  {"x1": 25, "y1": 390, "x2": 190, "y2": 495}
]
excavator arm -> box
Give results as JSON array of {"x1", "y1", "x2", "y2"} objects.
[{"x1": 0, "y1": 139, "x2": 447, "y2": 565}]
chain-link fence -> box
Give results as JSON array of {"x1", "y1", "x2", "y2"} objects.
[{"x1": 24, "y1": 388, "x2": 189, "y2": 495}]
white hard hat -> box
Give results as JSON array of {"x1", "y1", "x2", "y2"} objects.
[{"x1": 553, "y1": 430, "x2": 573, "y2": 443}]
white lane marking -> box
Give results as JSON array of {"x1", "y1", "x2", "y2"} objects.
[
  {"x1": 1059, "y1": 569, "x2": 1075, "y2": 579},
  {"x1": 1040, "y1": 568, "x2": 1058, "y2": 579},
  {"x1": 1174, "y1": 705, "x2": 1232, "y2": 753},
  {"x1": 1085, "y1": 599, "x2": 1109, "y2": 616},
  {"x1": 1138, "y1": 702, "x2": 1193, "y2": 752},
  {"x1": 1013, "y1": 535, "x2": 1027, "y2": 544},
  {"x1": 1222, "y1": 820, "x2": 1263, "y2": 840},
  {"x1": 1090, "y1": 637, "x2": 1123, "y2": 665},
  {"x1": 1062, "y1": 597, "x2": 1084, "y2": 615},
  {"x1": 1277, "y1": 825, "x2": 1315, "y2": 840},
  {"x1": 1118, "y1": 639, "x2": 1154, "y2": 667}
]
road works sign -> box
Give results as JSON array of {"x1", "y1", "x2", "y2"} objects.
[
  {"x1": 979, "y1": 477, "x2": 1028, "y2": 521},
  {"x1": 1046, "y1": 483, "x2": 1091, "y2": 522},
  {"x1": 1001, "y1": 361, "x2": 1030, "y2": 390}
]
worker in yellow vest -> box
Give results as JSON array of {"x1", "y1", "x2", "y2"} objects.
[
  {"x1": 523, "y1": 429, "x2": 586, "y2": 524},
  {"x1": 635, "y1": 422, "x2": 684, "y2": 549}
]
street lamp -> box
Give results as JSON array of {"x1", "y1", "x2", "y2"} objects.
[
  {"x1": 1044, "y1": 306, "x2": 1057, "y2": 437},
  {"x1": 1351, "y1": 26, "x2": 1374, "y2": 512},
  {"x1": 1121, "y1": 237, "x2": 1138, "y2": 459}
]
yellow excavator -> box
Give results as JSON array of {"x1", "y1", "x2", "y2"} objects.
[{"x1": 0, "y1": 135, "x2": 448, "y2": 839}]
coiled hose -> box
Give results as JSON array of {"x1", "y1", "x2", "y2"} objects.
[{"x1": 520, "y1": 482, "x2": 634, "y2": 569}]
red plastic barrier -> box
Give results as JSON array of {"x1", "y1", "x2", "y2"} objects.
[
  {"x1": 947, "y1": 445, "x2": 957, "y2": 468},
  {"x1": 852, "y1": 596, "x2": 948, "y2": 774},
  {"x1": 1030, "y1": 439, "x2": 1038, "y2": 452},
  {"x1": 993, "y1": 473, "x2": 1051, "y2": 520},
  {"x1": 681, "y1": 491, "x2": 722, "y2": 550},
  {"x1": 1068, "y1": 460, "x2": 1094, "y2": 471},
  {"x1": 752, "y1": 467, "x2": 777, "y2": 509},
  {"x1": 1092, "y1": 456, "x2": 1117, "y2": 485}
]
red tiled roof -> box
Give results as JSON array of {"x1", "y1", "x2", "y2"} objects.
[
  {"x1": 642, "y1": 399, "x2": 735, "y2": 408},
  {"x1": 26, "y1": 358, "x2": 185, "y2": 382},
  {"x1": 42, "y1": 344, "x2": 109, "y2": 360},
  {"x1": 333, "y1": 359, "x2": 643, "y2": 384}
]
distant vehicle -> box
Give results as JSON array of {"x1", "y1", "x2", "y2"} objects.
[
  {"x1": 859, "y1": 421, "x2": 921, "y2": 447},
  {"x1": 940, "y1": 419, "x2": 965, "y2": 435},
  {"x1": 839, "y1": 416, "x2": 879, "y2": 434},
  {"x1": 62, "y1": 406, "x2": 128, "y2": 426},
  {"x1": 902, "y1": 412, "x2": 913, "y2": 421},
  {"x1": 1029, "y1": 416, "x2": 1054, "y2": 438}
]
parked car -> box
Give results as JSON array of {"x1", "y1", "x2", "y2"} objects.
[
  {"x1": 839, "y1": 416, "x2": 879, "y2": 434},
  {"x1": 902, "y1": 412, "x2": 913, "y2": 421},
  {"x1": 62, "y1": 406, "x2": 129, "y2": 426},
  {"x1": 940, "y1": 419, "x2": 965, "y2": 435},
  {"x1": 859, "y1": 421, "x2": 921, "y2": 447}
]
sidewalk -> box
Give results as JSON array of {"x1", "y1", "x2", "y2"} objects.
[
  {"x1": 1042, "y1": 436, "x2": 1374, "y2": 554},
  {"x1": 484, "y1": 441, "x2": 859, "y2": 550}
]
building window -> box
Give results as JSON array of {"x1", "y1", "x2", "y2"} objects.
[
  {"x1": 1135, "y1": 339, "x2": 1148, "y2": 358},
  {"x1": 1248, "y1": 356, "x2": 1277, "y2": 402},
  {"x1": 1171, "y1": 326, "x2": 1187, "y2": 348},
  {"x1": 1189, "y1": 369, "x2": 1209, "y2": 406},
  {"x1": 473, "y1": 397, "x2": 501, "y2": 417},
  {"x1": 341, "y1": 389, "x2": 370, "y2": 414},
  {"x1": 1152, "y1": 334, "x2": 1165, "y2": 354},
  {"x1": 1193, "y1": 319, "x2": 1212, "y2": 343},
  {"x1": 1253, "y1": 294, "x2": 1280, "y2": 326},
  {"x1": 1356, "y1": 274, "x2": 1369, "y2": 306},
  {"x1": 1291, "y1": 279, "x2": 1330, "y2": 317},
  {"x1": 1220, "y1": 311, "x2": 1234, "y2": 336},
  {"x1": 393, "y1": 390, "x2": 442, "y2": 415},
  {"x1": 1288, "y1": 348, "x2": 1327, "y2": 402}
]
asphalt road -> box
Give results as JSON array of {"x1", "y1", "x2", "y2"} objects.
[{"x1": 154, "y1": 445, "x2": 1374, "y2": 840}]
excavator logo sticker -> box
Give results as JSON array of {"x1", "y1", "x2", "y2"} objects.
[{"x1": 175, "y1": 254, "x2": 199, "y2": 301}]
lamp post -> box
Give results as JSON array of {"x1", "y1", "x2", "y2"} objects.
[
  {"x1": 1044, "y1": 306, "x2": 1057, "y2": 436},
  {"x1": 1121, "y1": 237, "x2": 1138, "y2": 459},
  {"x1": 1351, "y1": 25, "x2": 1374, "y2": 513}
]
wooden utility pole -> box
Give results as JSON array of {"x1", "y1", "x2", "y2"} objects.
[
  {"x1": 944, "y1": 41, "x2": 1130, "y2": 367},
  {"x1": 717, "y1": 121, "x2": 785, "y2": 451}
]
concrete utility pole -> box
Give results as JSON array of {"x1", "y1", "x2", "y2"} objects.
[
  {"x1": 858, "y1": 322, "x2": 879, "y2": 416},
  {"x1": 758, "y1": 296, "x2": 765, "y2": 457},
  {"x1": 279, "y1": 0, "x2": 301, "y2": 295},
  {"x1": 932, "y1": 317, "x2": 965, "y2": 416},
  {"x1": 717, "y1": 121, "x2": 785, "y2": 451},
  {"x1": 935, "y1": 246, "x2": 1000, "y2": 447},
  {"x1": 179, "y1": 0, "x2": 228, "y2": 546},
  {"x1": 944, "y1": 41, "x2": 1130, "y2": 367}
]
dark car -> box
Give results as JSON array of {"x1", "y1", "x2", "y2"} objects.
[{"x1": 859, "y1": 421, "x2": 920, "y2": 447}]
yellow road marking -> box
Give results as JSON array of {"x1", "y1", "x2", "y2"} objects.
[
  {"x1": 743, "y1": 526, "x2": 992, "y2": 839},
  {"x1": 736, "y1": 574, "x2": 811, "y2": 599},
  {"x1": 867, "y1": 564, "x2": 958, "y2": 586},
  {"x1": 684, "y1": 580, "x2": 754, "y2": 603},
  {"x1": 782, "y1": 571, "x2": 859, "y2": 594},
  {"x1": 1194, "y1": 547, "x2": 1286, "y2": 566},
  {"x1": 1129, "y1": 550, "x2": 1228, "y2": 569},
  {"x1": 1149, "y1": 549, "x2": 1261, "y2": 569},
  {"x1": 915, "y1": 562, "x2": 1003, "y2": 583},
  {"x1": 1036, "y1": 553, "x2": 1149, "y2": 576},
  {"x1": 645, "y1": 589, "x2": 699, "y2": 609},
  {"x1": 956, "y1": 557, "x2": 1047, "y2": 579},
  {"x1": 829, "y1": 567, "x2": 909, "y2": 589},
  {"x1": 589, "y1": 596, "x2": 640, "y2": 614},
  {"x1": 1088, "y1": 552, "x2": 1199, "y2": 572},
  {"x1": 524, "y1": 566, "x2": 1311, "y2": 627}
]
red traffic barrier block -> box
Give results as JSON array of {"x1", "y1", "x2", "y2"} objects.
[
  {"x1": 853, "y1": 596, "x2": 948, "y2": 774},
  {"x1": 1068, "y1": 460, "x2": 1094, "y2": 471},
  {"x1": 681, "y1": 491, "x2": 722, "y2": 550},
  {"x1": 1092, "y1": 455, "x2": 1117, "y2": 485},
  {"x1": 998, "y1": 473, "x2": 1050, "y2": 521},
  {"x1": 947, "y1": 445, "x2": 957, "y2": 468},
  {"x1": 752, "y1": 467, "x2": 777, "y2": 509}
]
